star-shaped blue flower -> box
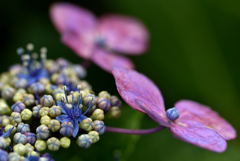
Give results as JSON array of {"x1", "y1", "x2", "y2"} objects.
[{"x1": 56, "y1": 95, "x2": 92, "y2": 137}]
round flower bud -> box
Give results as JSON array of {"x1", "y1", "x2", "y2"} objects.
[
  {"x1": 29, "y1": 82, "x2": 45, "y2": 94},
  {"x1": 11, "y1": 102, "x2": 26, "y2": 113},
  {"x1": 60, "y1": 122, "x2": 74, "y2": 137},
  {"x1": 97, "y1": 97, "x2": 111, "y2": 111},
  {"x1": 47, "y1": 137, "x2": 60, "y2": 151},
  {"x1": 79, "y1": 118, "x2": 93, "y2": 131},
  {"x1": 98, "y1": 91, "x2": 111, "y2": 99},
  {"x1": 48, "y1": 119, "x2": 60, "y2": 132},
  {"x1": 17, "y1": 123, "x2": 30, "y2": 133},
  {"x1": 60, "y1": 137, "x2": 71, "y2": 148},
  {"x1": 72, "y1": 65, "x2": 86, "y2": 78},
  {"x1": 27, "y1": 151, "x2": 39, "y2": 157},
  {"x1": 39, "y1": 107, "x2": 50, "y2": 117},
  {"x1": 8, "y1": 152, "x2": 21, "y2": 161},
  {"x1": 1, "y1": 117, "x2": 10, "y2": 126},
  {"x1": 166, "y1": 107, "x2": 180, "y2": 121},
  {"x1": 34, "y1": 140, "x2": 47, "y2": 152},
  {"x1": 40, "y1": 95, "x2": 54, "y2": 107},
  {"x1": 13, "y1": 143, "x2": 26, "y2": 155},
  {"x1": 93, "y1": 120, "x2": 106, "y2": 135},
  {"x1": 83, "y1": 94, "x2": 96, "y2": 106},
  {"x1": 49, "y1": 106, "x2": 62, "y2": 117},
  {"x1": 36, "y1": 125, "x2": 50, "y2": 140},
  {"x1": 25, "y1": 132, "x2": 36, "y2": 145},
  {"x1": 88, "y1": 131, "x2": 99, "y2": 143},
  {"x1": 40, "y1": 115, "x2": 51, "y2": 125},
  {"x1": 13, "y1": 78, "x2": 27, "y2": 89},
  {"x1": 13, "y1": 133, "x2": 27, "y2": 144},
  {"x1": 108, "y1": 106, "x2": 121, "y2": 118},
  {"x1": 110, "y1": 96, "x2": 122, "y2": 107},
  {"x1": 45, "y1": 84, "x2": 57, "y2": 94},
  {"x1": 32, "y1": 105, "x2": 41, "y2": 117},
  {"x1": 5, "y1": 138, "x2": 11, "y2": 147},
  {"x1": 0, "y1": 137, "x2": 8, "y2": 149},
  {"x1": 91, "y1": 109, "x2": 104, "y2": 120},
  {"x1": 22, "y1": 94, "x2": 35, "y2": 106},
  {"x1": 39, "y1": 78, "x2": 51, "y2": 86},
  {"x1": 0, "y1": 101, "x2": 11, "y2": 115},
  {"x1": 1, "y1": 86, "x2": 15, "y2": 100},
  {"x1": 77, "y1": 134, "x2": 92, "y2": 148},
  {"x1": 13, "y1": 89, "x2": 26, "y2": 102},
  {"x1": 21, "y1": 109, "x2": 32, "y2": 121},
  {"x1": 0, "y1": 149, "x2": 8, "y2": 161},
  {"x1": 5, "y1": 124, "x2": 15, "y2": 134},
  {"x1": 25, "y1": 143, "x2": 34, "y2": 153}
]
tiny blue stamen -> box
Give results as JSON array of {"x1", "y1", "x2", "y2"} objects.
[{"x1": 166, "y1": 107, "x2": 180, "y2": 121}]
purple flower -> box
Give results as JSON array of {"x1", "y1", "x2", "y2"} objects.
[
  {"x1": 56, "y1": 94, "x2": 92, "y2": 137},
  {"x1": 50, "y1": 3, "x2": 149, "y2": 72},
  {"x1": 112, "y1": 68, "x2": 236, "y2": 152}
]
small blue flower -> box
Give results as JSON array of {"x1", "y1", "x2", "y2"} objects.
[
  {"x1": 56, "y1": 94, "x2": 92, "y2": 137},
  {"x1": 17, "y1": 45, "x2": 50, "y2": 86}
]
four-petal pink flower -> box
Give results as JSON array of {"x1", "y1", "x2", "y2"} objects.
[
  {"x1": 50, "y1": 3, "x2": 149, "y2": 72},
  {"x1": 112, "y1": 67, "x2": 236, "y2": 152}
]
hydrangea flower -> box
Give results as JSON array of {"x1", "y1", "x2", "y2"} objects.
[
  {"x1": 111, "y1": 68, "x2": 236, "y2": 152},
  {"x1": 50, "y1": 3, "x2": 149, "y2": 72},
  {"x1": 56, "y1": 90, "x2": 93, "y2": 137}
]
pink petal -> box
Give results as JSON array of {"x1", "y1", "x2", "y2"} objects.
[
  {"x1": 50, "y1": 3, "x2": 96, "y2": 58},
  {"x1": 98, "y1": 15, "x2": 149, "y2": 54},
  {"x1": 112, "y1": 68, "x2": 169, "y2": 126},
  {"x1": 175, "y1": 100, "x2": 236, "y2": 140},
  {"x1": 170, "y1": 118, "x2": 227, "y2": 153},
  {"x1": 91, "y1": 49, "x2": 134, "y2": 73}
]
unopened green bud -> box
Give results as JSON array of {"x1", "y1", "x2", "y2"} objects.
[
  {"x1": 8, "y1": 152, "x2": 21, "y2": 161},
  {"x1": 13, "y1": 143, "x2": 26, "y2": 155},
  {"x1": 0, "y1": 137, "x2": 8, "y2": 148},
  {"x1": 11, "y1": 112, "x2": 22, "y2": 123},
  {"x1": 39, "y1": 107, "x2": 50, "y2": 117},
  {"x1": 98, "y1": 91, "x2": 111, "y2": 99},
  {"x1": 14, "y1": 133, "x2": 27, "y2": 144},
  {"x1": 88, "y1": 131, "x2": 99, "y2": 143},
  {"x1": 79, "y1": 118, "x2": 93, "y2": 131},
  {"x1": 1, "y1": 86, "x2": 15, "y2": 100},
  {"x1": 0, "y1": 100, "x2": 11, "y2": 115},
  {"x1": 23, "y1": 94, "x2": 35, "y2": 106},
  {"x1": 21, "y1": 109, "x2": 32, "y2": 121},
  {"x1": 40, "y1": 115, "x2": 51, "y2": 125},
  {"x1": 36, "y1": 125, "x2": 50, "y2": 140},
  {"x1": 41, "y1": 95, "x2": 54, "y2": 107},
  {"x1": 77, "y1": 134, "x2": 92, "y2": 148},
  {"x1": 47, "y1": 137, "x2": 60, "y2": 151},
  {"x1": 5, "y1": 124, "x2": 15, "y2": 134},
  {"x1": 91, "y1": 109, "x2": 104, "y2": 120},
  {"x1": 25, "y1": 143, "x2": 34, "y2": 153},
  {"x1": 32, "y1": 105, "x2": 41, "y2": 117},
  {"x1": 108, "y1": 106, "x2": 121, "y2": 118},
  {"x1": 48, "y1": 119, "x2": 60, "y2": 132},
  {"x1": 35, "y1": 140, "x2": 47, "y2": 151},
  {"x1": 49, "y1": 106, "x2": 62, "y2": 117},
  {"x1": 60, "y1": 137, "x2": 71, "y2": 148}
]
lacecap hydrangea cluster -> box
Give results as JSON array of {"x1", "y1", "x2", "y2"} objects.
[{"x1": 0, "y1": 44, "x2": 122, "y2": 161}]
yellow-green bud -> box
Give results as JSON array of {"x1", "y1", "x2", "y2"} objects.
[
  {"x1": 49, "y1": 106, "x2": 62, "y2": 117},
  {"x1": 25, "y1": 143, "x2": 34, "y2": 153},
  {"x1": 108, "y1": 106, "x2": 121, "y2": 118},
  {"x1": 13, "y1": 143, "x2": 26, "y2": 155},
  {"x1": 21, "y1": 109, "x2": 32, "y2": 121},
  {"x1": 60, "y1": 137, "x2": 71, "y2": 148},
  {"x1": 39, "y1": 107, "x2": 50, "y2": 117},
  {"x1": 8, "y1": 152, "x2": 21, "y2": 161},
  {"x1": 91, "y1": 109, "x2": 104, "y2": 120},
  {"x1": 79, "y1": 118, "x2": 93, "y2": 131},
  {"x1": 5, "y1": 124, "x2": 15, "y2": 134},
  {"x1": 41, "y1": 95, "x2": 54, "y2": 107},
  {"x1": 1, "y1": 117, "x2": 10, "y2": 126},
  {"x1": 27, "y1": 151, "x2": 39, "y2": 157},
  {"x1": 35, "y1": 140, "x2": 47, "y2": 151},
  {"x1": 11, "y1": 112, "x2": 22, "y2": 123},
  {"x1": 98, "y1": 91, "x2": 111, "y2": 99},
  {"x1": 88, "y1": 131, "x2": 99, "y2": 143},
  {"x1": 40, "y1": 115, "x2": 51, "y2": 125},
  {"x1": 47, "y1": 137, "x2": 60, "y2": 151},
  {"x1": 23, "y1": 94, "x2": 35, "y2": 106},
  {"x1": 0, "y1": 100, "x2": 11, "y2": 115},
  {"x1": 48, "y1": 119, "x2": 60, "y2": 132}
]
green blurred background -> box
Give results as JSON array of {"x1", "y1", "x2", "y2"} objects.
[{"x1": 1, "y1": 0, "x2": 240, "y2": 160}]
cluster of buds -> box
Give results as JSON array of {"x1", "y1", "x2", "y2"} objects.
[{"x1": 0, "y1": 44, "x2": 122, "y2": 160}]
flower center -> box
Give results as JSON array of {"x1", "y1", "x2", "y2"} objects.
[{"x1": 166, "y1": 107, "x2": 180, "y2": 121}]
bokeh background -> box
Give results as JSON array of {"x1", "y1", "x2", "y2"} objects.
[{"x1": 1, "y1": 0, "x2": 240, "y2": 161}]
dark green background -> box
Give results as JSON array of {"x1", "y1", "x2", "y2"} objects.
[{"x1": 1, "y1": 0, "x2": 240, "y2": 161}]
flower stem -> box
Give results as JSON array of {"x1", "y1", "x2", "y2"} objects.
[{"x1": 106, "y1": 126, "x2": 165, "y2": 135}]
